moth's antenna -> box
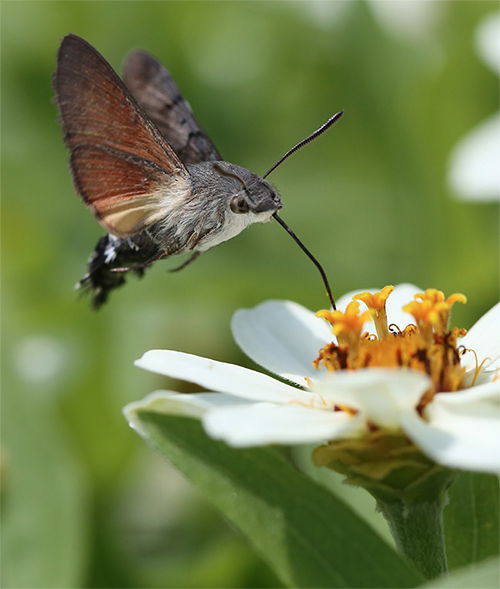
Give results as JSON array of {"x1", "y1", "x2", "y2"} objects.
[
  {"x1": 262, "y1": 111, "x2": 343, "y2": 179},
  {"x1": 273, "y1": 213, "x2": 336, "y2": 310}
]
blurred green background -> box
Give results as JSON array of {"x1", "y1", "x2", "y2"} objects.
[{"x1": 1, "y1": 1, "x2": 498, "y2": 587}]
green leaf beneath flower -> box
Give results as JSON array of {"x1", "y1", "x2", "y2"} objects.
[
  {"x1": 420, "y1": 557, "x2": 500, "y2": 588},
  {"x1": 444, "y1": 472, "x2": 499, "y2": 570},
  {"x1": 133, "y1": 411, "x2": 424, "y2": 588}
]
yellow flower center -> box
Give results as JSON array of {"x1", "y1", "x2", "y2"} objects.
[{"x1": 315, "y1": 286, "x2": 469, "y2": 410}]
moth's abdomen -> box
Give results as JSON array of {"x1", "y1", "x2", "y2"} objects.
[{"x1": 78, "y1": 233, "x2": 161, "y2": 309}]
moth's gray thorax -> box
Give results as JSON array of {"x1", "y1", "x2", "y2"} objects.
[
  {"x1": 187, "y1": 162, "x2": 278, "y2": 251},
  {"x1": 187, "y1": 161, "x2": 242, "y2": 199},
  {"x1": 150, "y1": 162, "x2": 227, "y2": 255},
  {"x1": 153, "y1": 161, "x2": 280, "y2": 256}
]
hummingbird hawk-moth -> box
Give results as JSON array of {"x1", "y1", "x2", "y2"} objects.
[{"x1": 54, "y1": 34, "x2": 341, "y2": 308}]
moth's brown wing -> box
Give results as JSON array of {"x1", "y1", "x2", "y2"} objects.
[
  {"x1": 123, "y1": 50, "x2": 222, "y2": 166},
  {"x1": 54, "y1": 34, "x2": 190, "y2": 237}
]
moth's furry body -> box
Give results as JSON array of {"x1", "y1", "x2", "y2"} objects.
[
  {"x1": 55, "y1": 35, "x2": 282, "y2": 308},
  {"x1": 80, "y1": 161, "x2": 280, "y2": 307},
  {"x1": 79, "y1": 232, "x2": 161, "y2": 308},
  {"x1": 183, "y1": 162, "x2": 279, "y2": 250}
]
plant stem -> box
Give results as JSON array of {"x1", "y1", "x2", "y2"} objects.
[
  {"x1": 376, "y1": 496, "x2": 447, "y2": 580},
  {"x1": 314, "y1": 432, "x2": 456, "y2": 579}
]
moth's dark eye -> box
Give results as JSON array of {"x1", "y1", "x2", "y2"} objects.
[{"x1": 230, "y1": 194, "x2": 250, "y2": 214}]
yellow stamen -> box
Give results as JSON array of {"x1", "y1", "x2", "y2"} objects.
[
  {"x1": 447, "y1": 293, "x2": 467, "y2": 306},
  {"x1": 405, "y1": 289, "x2": 467, "y2": 337},
  {"x1": 462, "y1": 347, "x2": 492, "y2": 387},
  {"x1": 354, "y1": 285, "x2": 394, "y2": 338},
  {"x1": 354, "y1": 285, "x2": 394, "y2": 311},
  {"x1": 415, "y1": 289, "x2": 445, "y2": 304},
  {"x1": 315, "y1": 286, "x2": 471, "y2": 408},
  {"x1": 317, "y1": 301, "x2": 371, "y2": 351},
  {"x1": 403, "y1": 299, "x2": 438, "y2": 343}
]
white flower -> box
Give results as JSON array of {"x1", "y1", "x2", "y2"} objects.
[
  {"x1": 124, "y1": 284, "x2": 500, "y2": 474},
  {"x1": 448, "y1": 113, "x2": 500, "y2": 201},
  {"x1": 476, "y1": 11, "x2": 500, "y2": 76},
  {"x1": 448, "y1": 12, "x2": 500, "y2": 201},
  {"x1": 296, "y1": 0, "x2": 440, "y2": 40},
  {"x1": 367, "y1": 0, "x2": 440, "y2": 41}
]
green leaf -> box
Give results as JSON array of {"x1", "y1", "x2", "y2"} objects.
[
  {"x1": 420, "y1": 557, "x2": 500, "y2": 589},
  {"x1": 444, "y1": 472, "x2": 499, "y2": 570},
  {"x1": 292, "y1": 444, "x2": 393, "y2": 545},
  {"x1": 133, "y1": 411, "x2": 423, "y2": 588}
]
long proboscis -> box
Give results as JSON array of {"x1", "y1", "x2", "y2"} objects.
[
  {"x1": 273, "y1": 213, "x2": 336, "y2": 310},
  {"x1": 264, "y1": 113, "x2": 343, "y2": 309}
]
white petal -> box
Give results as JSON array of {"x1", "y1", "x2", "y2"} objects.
[
  {"x1": 448, "y1": 113, "x2": 500, "y2": 201},
  {"x1": 123, "y1": 390, "x2": 249, "y2": 438},
  {"x1": 203, "y1": 402, "x2": 363, "y2": 447},
  {"x1": 476, "y1": 12, "x2": 500, "y2": 75},
  {"x1": 231, "y1": 300, "x2": 332, "y2": 385},
  {"x1": 463, "y1": 366, "x2": 496, "y2": 388},
  {"x1": 135, "y1": 350, "x2": 308, "y2": 403},
  {"x1": 368, "y1": 0, "x2": 440, "y2": 40},
  {"x1": 312, "y1": 368, "x2": 431, "y2": 429},
  {"x1": 385, "y1": 283, "x2": 423, "y2": 329},
  {"x1": 336, "y1": 284, "x2": 422, "y2": 334},
  {"x1": 124, "y1": 390, "x2": 209, "y2": 437},
  {"x1": 433, "y1": 379, "x2": 500, "y2": 408},
  {"x1": 460, "y1": 302, "x2": 500, "y2": 372},
  {"x1": 401, "y1": 382, "x2": 500, "y2": 473}
]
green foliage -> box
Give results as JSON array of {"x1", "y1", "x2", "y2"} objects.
[
  {"x1": 2, "y1": 1, "x2": 498, "y2": 587},
  {"x1": 444, "y1": 472, "x2": 500, "y2": 569},
  {"x1": 134, "y1": 411, "x2": 423, "y2": 588},
  {"x1": 421, "y1": 557, "x2": 500, "y2": 589}
]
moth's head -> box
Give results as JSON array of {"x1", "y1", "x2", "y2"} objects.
[{"x1": 214, "y1": 163, "x2": 282, "y2": 218}]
